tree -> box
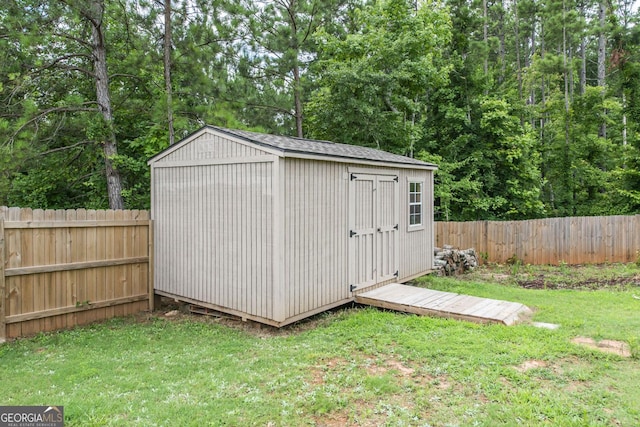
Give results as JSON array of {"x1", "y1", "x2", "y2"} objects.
[
  {"x1": 0, "y1": 0, "x2": 126, "y2": 208},
  {"x1": 306, "y1": 0, "x2": 452, "y2": 154},
  {"x1": 228, "y1": 0, "x2": 354, "y2": 137}
]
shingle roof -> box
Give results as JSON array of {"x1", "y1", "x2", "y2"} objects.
[{"x1": 211, "y1": 126, "x2": 436, "y2": 168}]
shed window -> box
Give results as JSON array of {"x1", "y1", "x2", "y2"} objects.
[{"x1": 409, "y1": 181, "x2": 422, "y2": 227}]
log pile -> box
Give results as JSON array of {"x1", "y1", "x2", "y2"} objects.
[{"x1": 434, "y1": 246, "x2": 479, "y2": 276}]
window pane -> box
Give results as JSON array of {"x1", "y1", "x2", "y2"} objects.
[{"x1": 408, "y1": 180, "x2": 423, "y2": 227}]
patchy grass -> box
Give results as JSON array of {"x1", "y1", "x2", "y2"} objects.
[{"x1": 1, "y1": 264, "x2": 639, "y2": 426}]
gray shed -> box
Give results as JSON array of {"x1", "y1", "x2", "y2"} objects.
[{"x1": 148, "y1": 126, "x2": 437, "y2": 326}]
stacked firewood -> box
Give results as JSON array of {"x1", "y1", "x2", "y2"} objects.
[{"x1": 434, "y1": 246, "x2": 479, "y2": 276}]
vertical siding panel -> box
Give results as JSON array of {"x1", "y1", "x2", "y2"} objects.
[
  {"x1": 210, "y1": 165, "x2": 216, "y2": 304},
  {"x1": 293, "y1": 160, "x2": 300, "y2": 316},
  {"x1": 256, "y1": 162, "x2": 262, "y2": 318},
  {"x1": 287, "y1": 160, "x2": 294, "y2": 318}
]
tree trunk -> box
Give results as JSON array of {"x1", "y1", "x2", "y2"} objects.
[
  {"x1": 89, "y1": 0, "x2": 124, "y2": 209},
  {"x1": 483, "y1": 0, "x2": 489, "y2": 94},
  {"x1": 514, "y1": 0, "x2": 523, "y2": 103},
  {"x1": 498, "y1": 0, "x2": 506, "y2": 85},
  {"x1": 293, "y1": 60, "x2": 303, "y2": 138},
  {"x1": 164, "y1": 0, "x2": 175, "y2": 145},
  {"x1": 579, "y1": 0, "x2": 586, "y2": 95},
  {"x1": 598, "y1": 0, "x2": 606, "y2": 138},
  {"x1": 563, "y1": 0, "x2": 569, "y2": 115},
  {"x1": 287, "y1": 0, "x2": 304, "y2": 138}
]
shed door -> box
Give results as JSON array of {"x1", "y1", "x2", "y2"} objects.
[{"x1": 349, "y1": 173, "x2": 399, "y2": 292}]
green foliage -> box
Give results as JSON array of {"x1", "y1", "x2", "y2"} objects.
[
  {"x1": 306, "y1": 0, "x2": 452, "y2": 154},
  {"x1": 1, "y1": 0, "x2": 640, "y2": 218}
]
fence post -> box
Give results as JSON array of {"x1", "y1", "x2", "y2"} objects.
[
  {"x1": 148, "y1": 219, "x2": 155, "y2": 312},
  {"x1": 0, "y1": 214, "x2": 6, "y2": 343}
]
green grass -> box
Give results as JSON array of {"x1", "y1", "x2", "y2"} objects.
[{"x1": 1, "y1": 264, "x2": 639, "y2": 426}]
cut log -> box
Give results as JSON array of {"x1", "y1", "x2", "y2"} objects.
[{"x1": 434, "y1": 247, "x2": 479, "y2": 276}]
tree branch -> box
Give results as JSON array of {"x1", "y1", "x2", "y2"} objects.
[
  {"x1": 5, "y1": 104, "x2": 99, "y2": 147},
  {"x1": 37, "y1": 140, "x2": 94, "y2": 156},
  {"x1": 52, "y1": 32, "x2": 93, "y2": 49}
]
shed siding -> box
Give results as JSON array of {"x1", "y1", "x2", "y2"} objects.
[
  {"x1": 398, "y1": 169, "x2": 434, "y2": 278},
  {"x1": 153, "y1": 160, "x2": 274, "y2": 319},
  {"x1": 283, "y1": 159, "x2": 349, "y2": 318},
  {"x1": 158, "y1": 132, "x2": 267, "y2": 163}
]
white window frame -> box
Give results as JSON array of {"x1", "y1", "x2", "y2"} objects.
[{"x1": 407, "y1": 178, "x2": 425, "y2": 231}]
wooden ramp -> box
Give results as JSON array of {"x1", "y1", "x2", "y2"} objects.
[{"x1": 355, "y1": 283, "x2": 532, "y2": 325}]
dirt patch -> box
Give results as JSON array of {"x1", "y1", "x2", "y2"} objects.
[
  {"x1": 514, "y1": 359, "x2": 548, "y2": 372},
  {"x1": 152, "y1": 297, "x2": 356, "y2": 338},
  {"x1": 386, "y1": 359, "x2": 415, "y2": 376},
  {"x1": 571, "y1": 337, "x2": 632, "y2": 357},
  {"x1": 310, "y1": 357, "x2": 346, "y2": 385},
  {"x1": 516, "y1": 275, "x2": 640, "y2": 290},
  {"x1": 313, "y1": 400, "x2": 378, "y2": 427}
]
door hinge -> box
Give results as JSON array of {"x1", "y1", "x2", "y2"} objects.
[
  {"x1": 393, "y1": 224, "x2": 398, "y2": 230},
  {"x1": 393, "y1": 176, "x2": 399, "y2": 182},
  {"x1": 350, "y1": 230, "x2": 357, "y2": 237},
  {"x1": 350, "y1": 284, "x2": 357, "y2": 292},
  {"x1": 350, "y1": 173, "x2": 358, "y2": 181},
  {"x1": 394, "y1": 270, "x2": 399, "y2": 277}
]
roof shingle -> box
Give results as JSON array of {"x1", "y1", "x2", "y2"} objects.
[{"x1": 212, "y1": 126, "x2": 435, "y2": 168}]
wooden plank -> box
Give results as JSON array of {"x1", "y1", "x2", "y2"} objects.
[
  {"x1": 5, "y1": 257, "x2": 150, "y2": 276},
  {"x1": 422, "y1": 292, "x2": 460, "y2": 308},
  {"x1": 148, "y1": 220, "x2": 154, "y2": 311},
  {"x1": 403, "y1": 290, "x2": 454, "y2": 307},
  {"x1": 438, "y1": 294, "x2": 487, "y2": 313},
  {"x1": 493, "y1": 302, "x2": 530, "y2": 320},
  {"x1": 5, "y1": 220, "x2": 150, "y2": 229},
  {"x1": 75, "y1": 209, "x2": 89, "y2": 326},
  {"x1": 7, "y1": 208, "x2": 22, "y2": 337},
  {"x1": 112, "y1": 210, "x2": 125, "y2": 318},
  {"x1": 32, "y1": 209, "x2": 45, "y2": 333},
  {"x1": 85, "y1": 210, "x2": 98, "y2": 323},
  {"x1": 65, "y1": 209, "x2": 76, "y2": 328},
  {"x1": 44, "y1": 210, "x2": 56, "y2": 332},
  {"x1": 357, "y1": 294, "x2": 503, "y2": 324},
  {"x1": 94, "y1": 210, "x2": 107, "y2": 322},
  {"x1": 53, "y1": 210, "x2": 65, "y2": 331},
  {"x1": 0, "y1": 215, "x2": 5, "y2": 342},
  {"x1": 20, "y1": 208, "x2": 36, "y2": 336},
  {"x1": 469, "y1": 300, "x2": 514, "y2": 318},
  {"x1": 356, "y1": 284, "x2": 531, "y2": 325},
  {"x1": 5, "y1": 294, "x2": 149, "y2": 324}
]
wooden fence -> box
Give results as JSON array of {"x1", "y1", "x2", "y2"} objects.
[
  {"x1": 1, "y1": 207, "x2": 153, "y2": 341},
  {"x1": 436, "y1": 215, "x2": 640, "y2": 265}
]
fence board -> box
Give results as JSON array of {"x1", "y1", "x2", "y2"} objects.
[
  {"x1": 0, "y1": 215, "x2": 5, "y2": 342},
  {"x1": 1, "y1": 207, "x2": 152, "y2": 340},
  {"x1": 437, "y1": 215, "x2": 640, "y2": 265}
]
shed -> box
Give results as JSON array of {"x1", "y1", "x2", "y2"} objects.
[{"x1": 148, "y1": 126, "x2": 437, "y2": 326}]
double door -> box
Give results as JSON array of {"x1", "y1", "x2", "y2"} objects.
[{"x1": 349, "y1": 173, "x2": 399, "y2": 291}]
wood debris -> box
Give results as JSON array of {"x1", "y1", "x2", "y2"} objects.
[{"x1": 434, "y1": 245, "x2": 479, "y2": 276}]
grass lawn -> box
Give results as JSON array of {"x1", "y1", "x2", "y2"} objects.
[{"x1": 1, "y1": 263, "x2": 639, "y2": 426}]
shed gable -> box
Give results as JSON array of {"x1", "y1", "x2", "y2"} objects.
[{"x1": 152, "y1": 129, "x2": 272, "y2": 164}]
